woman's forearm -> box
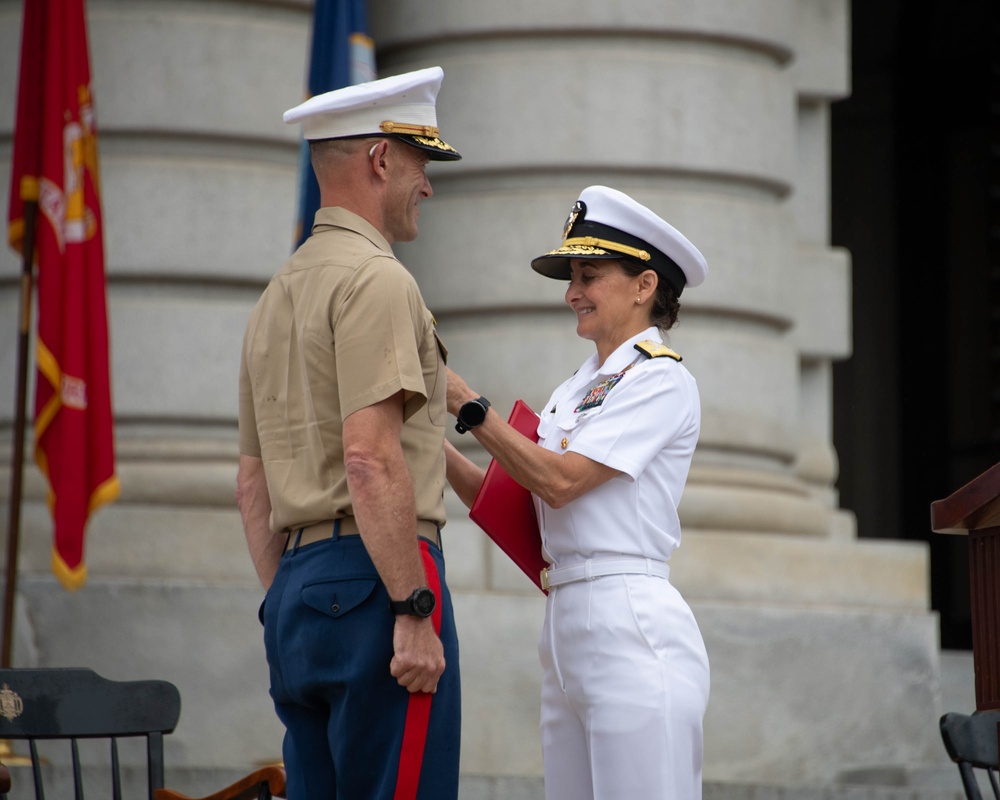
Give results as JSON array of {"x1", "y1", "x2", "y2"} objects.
[{"x1": 445, "y1": 439, "x2": 485, "y2": 509}]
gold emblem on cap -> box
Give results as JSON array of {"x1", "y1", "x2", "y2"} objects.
[
  {"x1": 380, "y1": 121, "x2": 440, "y2": 137},
  {"x1": 0, "y1": 683, "x2": 24, "y2": 721},
  {"x1": 562, "y1": 201, "x2": 585, "y2": 241}
]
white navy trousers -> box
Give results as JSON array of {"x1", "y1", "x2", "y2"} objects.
[{"x1": 537, "y1": 567, "x2": 710, "y2": 800}]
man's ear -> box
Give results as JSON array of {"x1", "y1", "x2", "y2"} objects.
[{"x1": 368, "y1": 139, "x2": 389, "y2": 176}]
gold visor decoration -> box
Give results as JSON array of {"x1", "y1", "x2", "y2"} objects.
[
  {"x1": 412, "y1": 135, "x2": 458, "y2": 153},
  {"x1": 545, "y1": 244, "x2": 612, "y2": 258},
  {"x1": 562, "y1": 236, "x2": 651, "y2": 262},
  {"x1": 380, "y1": 120, "x2": 440, "y2": 137}
]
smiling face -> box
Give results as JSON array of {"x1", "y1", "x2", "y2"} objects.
[
  {"x1": 565, "y1": 258, "x2": 656, "y2": 364},
  {"x1": 383, "y1": 140, "x2": 432, "y2": 243}
]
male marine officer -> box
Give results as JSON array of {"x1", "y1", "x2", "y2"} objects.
[{"x1": 236, "y1": 66, "x2": 462, "y2": 800}]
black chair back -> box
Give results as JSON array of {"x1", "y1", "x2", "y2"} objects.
[
  {"x1": 940, "y1": 710, "x2": 1000, "y2": 800},
  {"x1": 0, "y1": 667, "x2": 180, "y2": 800}
]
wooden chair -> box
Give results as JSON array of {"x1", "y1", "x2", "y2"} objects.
[
  {"x1": 0, "y1": 667, "x2": 284, "y2": 800},
  {"x1": 940, "y1": 710, "x2": 1000, "y2": 800}
]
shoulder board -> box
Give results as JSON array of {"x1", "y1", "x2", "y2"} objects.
[{"x1": 634, "y1": 340, "x2": 682, "y2": 361}]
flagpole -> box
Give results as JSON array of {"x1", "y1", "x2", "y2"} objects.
[{"x1": 2, "y1": 198, "x2": 37, "y2": 669}]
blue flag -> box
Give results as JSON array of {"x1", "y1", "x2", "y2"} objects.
[{"x1": 293, "y1": 0, "x2": 376, "y2": 249}]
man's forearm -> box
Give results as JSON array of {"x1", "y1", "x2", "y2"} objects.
[
  {"x1": 342, "y1": 393, "x2": 435, "y2": 598},
  {"x1": 236, "y1": 454, "x2": 284, "y2": 589},
  {"x1": 345, "y1": 435, "x2": 429, "y2": 599},
  {"x1": 343, "y1": 394, "x2": 446, "y2": 694}
]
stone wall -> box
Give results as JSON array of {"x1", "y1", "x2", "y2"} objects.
[{"x1": 0, "y1": 0, "x2": 948, "y2": 791}]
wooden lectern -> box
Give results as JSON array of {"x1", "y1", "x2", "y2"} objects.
[{"x1": 931, "y1": 462, "x2": 1000, "y2": 712}]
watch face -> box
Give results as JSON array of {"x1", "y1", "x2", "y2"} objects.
[
  {"x1": 413, "y1": 588, "x2": 436, "y2": 617},
  {"x1": 461, "y1": 400, "x2": 487, "y2": 427}
]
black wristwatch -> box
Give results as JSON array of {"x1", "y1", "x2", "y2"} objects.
[
  {"x1": 390, "y1": 587, "x2": 436, "y2": 618},
  {"x1": 455, "y1": 396, "x2": 491, "y2": 434}
]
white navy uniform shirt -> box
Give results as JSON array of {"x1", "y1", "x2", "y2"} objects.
[{"x1": 534, "y1": 327, "x2": 700, "y2": 566}]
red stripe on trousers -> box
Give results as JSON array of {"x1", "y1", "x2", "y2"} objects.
[{"x1": 393, "y1": 540, "x2": 443, "y2": 800}]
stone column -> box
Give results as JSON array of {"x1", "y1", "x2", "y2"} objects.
[
  {"x1": 372, "y1": 0, "x2": 943, "y2": 785},
  {"x1": 0, "y1": 0, "x2": 305, "y2": 788}
]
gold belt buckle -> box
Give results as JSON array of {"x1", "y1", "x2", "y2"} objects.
[{"x1": 540, "y1": 568, "x2": 550, "y2": 591}]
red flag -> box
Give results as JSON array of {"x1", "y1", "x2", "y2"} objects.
[{"x1": 7, "y1": 0, "x2": 119, "y2": 591}]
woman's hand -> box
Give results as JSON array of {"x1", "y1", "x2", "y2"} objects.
[{"x1": 446, "y1": 368, "x2": 620, "y2": 507}]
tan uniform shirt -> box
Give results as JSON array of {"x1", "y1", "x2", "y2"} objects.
[{"x1": 238, "y1": 207, "x2": 447, "y2": 532}]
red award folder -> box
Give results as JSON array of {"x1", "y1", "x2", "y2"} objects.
[{"x1": 469, "y1": 400, "x2": 548, "y2": 593}]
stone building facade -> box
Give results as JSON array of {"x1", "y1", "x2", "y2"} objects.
[{"x1": 0, "y1": 0, "x2": 949, "y2": 795}]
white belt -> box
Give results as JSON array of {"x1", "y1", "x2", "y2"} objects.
[{"x1": 540, "y1": 557, "x2": 669, "y2": 591}]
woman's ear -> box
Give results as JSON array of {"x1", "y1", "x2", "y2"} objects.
[{"x1": 638, "y1": 269, "x2": 658, "y2": 297}]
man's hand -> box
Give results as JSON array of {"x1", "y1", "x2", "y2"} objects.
[{"x1": 390, "y1": 615, "x2": 446, "y2": 693}]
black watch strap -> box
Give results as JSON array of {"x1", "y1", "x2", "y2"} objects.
[
  {"x1": 390, "y1": 587, "x2": 436, "y2": 618},
  {"x1": 455, "y1": 395, "x2": 491, "y2": 434}
]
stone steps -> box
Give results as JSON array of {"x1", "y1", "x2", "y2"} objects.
[
  {"x1": 1, "y1": 765, "x2": 971, "y2": 799},
  {"x1": 455, "y1": 775, "x2": 970, "y2": 800}
]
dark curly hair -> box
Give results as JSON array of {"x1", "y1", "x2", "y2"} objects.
[{"x1": 616, "y1": 258, "x2": 681, "y2": 331}]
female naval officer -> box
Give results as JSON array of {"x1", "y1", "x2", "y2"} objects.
[{"x1": 444, "y1": 185, "x2": 711, "y2": 800}]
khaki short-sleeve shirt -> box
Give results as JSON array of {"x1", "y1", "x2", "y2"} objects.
[{"x1": 238, "y1": 207, "x2": 447, "y2": 532}]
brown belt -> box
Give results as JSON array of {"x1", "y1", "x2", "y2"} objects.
[{"x1": 295, "y1": 516, "x2": 441, "y2": 549}]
